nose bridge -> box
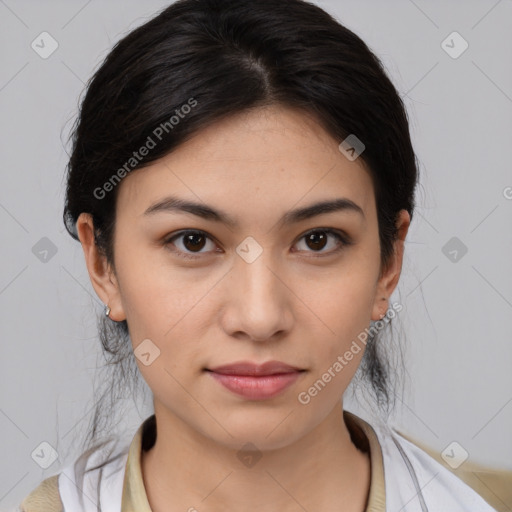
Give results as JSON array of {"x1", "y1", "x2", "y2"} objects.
[
  {"x1": 238, "y1": 251, "x2": 277, "y2": 297},
  {"x1": 234, "y1": 235, "x2": 277, "y2": 290},
  {"x1": 225, "y1": 240, "x2": 291, "y2": 340}
]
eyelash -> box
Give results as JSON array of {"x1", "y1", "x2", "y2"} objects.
[{"x1": 163, "y1": 228, "x2": 352, "y2": 261}]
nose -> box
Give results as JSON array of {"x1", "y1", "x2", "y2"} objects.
[{"x1": 219, "y1": 248, "x2": 294, "y2": 343}]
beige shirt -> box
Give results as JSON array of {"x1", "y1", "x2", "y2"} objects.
[{"x1": 20, "y1": 411, "x2": 512, "y2": 511}]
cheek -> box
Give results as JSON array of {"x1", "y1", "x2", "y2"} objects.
[
  {"x1": 114, "y1": 245, "x2": 217, "y2": 372},
  {"x1": 303, "y1": 260, "x2": 378, "y2": 349},
  {"x1": 293, "y1": 269, "x2": 376, "y2": 413},
  {"x1": 113, "y1": 244, "x2": 188, "y2": 342}
]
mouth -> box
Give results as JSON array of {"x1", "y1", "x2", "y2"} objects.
[{"x1": 204, "y1": 360, "x2": 306, "y2": 400}]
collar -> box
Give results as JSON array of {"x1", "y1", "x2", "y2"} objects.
[{"x1": 121, "y1": 410, "x2": 386, "y2": 511}]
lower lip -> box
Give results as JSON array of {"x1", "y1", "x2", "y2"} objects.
[{"x1": 207, "y1": 371, "x2": 302, "y2": 400}]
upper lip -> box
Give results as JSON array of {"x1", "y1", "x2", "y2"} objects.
[{"x1": 207, "y1": 360, "x2": 303, "y2": 376}]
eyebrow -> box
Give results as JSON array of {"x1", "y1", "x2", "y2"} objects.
[{"x1": 143, "y1": 194, "x2": 364, "y2": 228}]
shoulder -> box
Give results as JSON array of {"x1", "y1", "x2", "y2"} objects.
[
  {"x1": 387, "y1": 426, "x2": 512, "y2": 511},
  {"x1": 18, "y1": 437, "x2": 129, "y2": 512},
  {"x1": 18, "y1": 474, "x2": 63, "y2": 512}
]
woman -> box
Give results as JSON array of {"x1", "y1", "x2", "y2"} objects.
[{"x1": 19, "y1": 0, "x2": 510, "y2": 510}]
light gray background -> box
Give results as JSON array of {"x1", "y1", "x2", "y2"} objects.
[{"x1": 1, "y1": 0, "x2": 511, "y2": 509}]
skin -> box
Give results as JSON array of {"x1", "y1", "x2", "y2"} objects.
[{"x1": 77, "y1": 104, "x2": 410, "y2": 512}]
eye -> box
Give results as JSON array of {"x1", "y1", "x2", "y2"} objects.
[
  {"x1": 292, "y1": 228, "x2": 351, "y2": 257},
  {"x1": 164, "y1": 228, "x2": 351, "y2": 261},
  {"x1": 164, "y1": 230, "x2": 219, "y2": 260}
]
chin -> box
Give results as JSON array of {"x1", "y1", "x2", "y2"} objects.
[{"x1": 198, "y1": 410, "x2": 306, "y2": 452}]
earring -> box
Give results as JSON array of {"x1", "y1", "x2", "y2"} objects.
[{"x1": 104, "y1": 304, "x2": 111, "y2": 317}]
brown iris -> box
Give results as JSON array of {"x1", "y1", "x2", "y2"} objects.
[
  {"x1": 305, "y1": 231, "x2": 328, "y2": 251},
  {"x1": 183, "y1": 232, "x2": 207, "y2": 252}
]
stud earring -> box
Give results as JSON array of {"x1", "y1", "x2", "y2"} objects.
[{"x1": 104, "y1": 304, "x2": 111, "y2": 317}]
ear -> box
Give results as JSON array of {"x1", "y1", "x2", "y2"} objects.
[
  {"x1": 76, "y1": 212, "x2": 126, "y2": 322},
  {"x1": 371, "y1": 209, "x2": 410, "y2": 321}
]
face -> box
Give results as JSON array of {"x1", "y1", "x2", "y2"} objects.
[{"x1": 78, "y1": 105, "x2": 409, "y2": 451}]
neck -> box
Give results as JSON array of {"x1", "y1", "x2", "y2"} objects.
[{"x1": 141, "y1": 402, "x2": 371, "y2": 512}]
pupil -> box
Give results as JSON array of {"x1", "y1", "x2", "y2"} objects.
[
  {"x1": 184, "y1": 233, "x2": 205, "y2": 252},
  {"x1": 307, "y1": 232, "x2": 327, "y2": 251}
]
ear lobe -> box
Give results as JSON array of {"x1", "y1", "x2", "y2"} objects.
[{"x1": 76, "y1": 212, "x2": 126, "y2": 321}]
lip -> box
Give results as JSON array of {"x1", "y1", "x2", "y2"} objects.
[
  {"x1": 208, "y1": 360, "x2": 303, "y2": 376},
  {"x1": 205, "y1": 360, "x2": 305, "y2": 400}
]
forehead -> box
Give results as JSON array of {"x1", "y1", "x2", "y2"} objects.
[{"x1": 116, "y1": 105, "x2": 376, "y2": 223}]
